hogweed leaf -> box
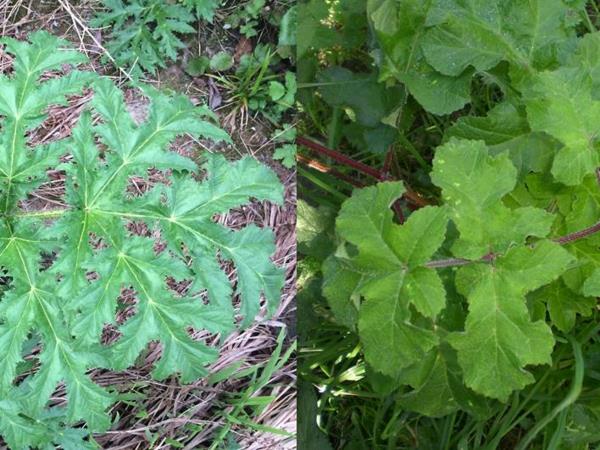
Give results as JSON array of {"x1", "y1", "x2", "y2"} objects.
[
  {"x1": 450, "y1": 241, "x2": 573, "y2": 400},
  {"x1": 0, "y1": 31, "x2": 93, "y2": 214},
  {"x1": 180, "y1": 0, "x2": 222, "y2": 21},
  {"x1": 432, "y1": 138, "x2": 554, "y2": 259},
  {"x1": 318, "y1": 0, "x2": 600, "y2": 419},
  {"x1": 324, "y1": 137, "x2": 583, "y2": 404},
  {"x1": 0, "y1": 400, "x2": 50, "y2": 449},
  {"x1": 321, "y1": 256, "x2": 362, "y2": 329},
  {"x1": 582, "y1": 268, "x2": 600, "y2": 297},
  {"x1": 422, "y1": 0, "x2": 579, "y2": 77},
  {"x1": 368, "y1": 0, "x2": 472, "y2": 114},
  {"x1": 445, "y1": 102, "x2": 556, "y2": 179},
  {"x1": 397, "y1": 349, "x2": 459, "y2": 417},
  {"x1": 93, "y1": 0, "x2": 199, "y2": 75},
  {"x1": 431, "y1": 139, "x2": 574, "y2": 399},
  {"x1": 532, "y1": 279, "x2": 596, "y2": 333},
  {"x1": 327, "y1": 182, "x2": 448, "y2": 377},
  {"x1": 104, "y1": 153, "x2": 285, "y2": 326},
  {"x1": 525, "y1": 68, "x2": 600, "y2": 186},
  {"x1": 370, "y1": 0, "x2": 584, "y2": 113},
  {"x1": 0, "y1": 34, "x2": 283, "y2": 448}
]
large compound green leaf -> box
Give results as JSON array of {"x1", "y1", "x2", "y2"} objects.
[
  {"x1": 180, "y1": 0, "x2": 222, "y2": 21},
  {"x1": 422, "y1": 0, "x2": 580, "y2": 79},
  {"x1": 451, "y1": 241, "x2": 572, "y2": 400},
  {"x1": 317, "y1": 67, "x2": 404, "y2": 129},
  {"x1": 524, "y1": 69, "x2": 600, "y2": 186},
  {"x1": 369, "y1": 0, "x2": 584, "y2": 114},
  {"x1": 325, "y1": 181, "x2": 448, "y2": 378},
  {"x1": 92, "y1": 0, "x2": 197, "y2": 75},
  {"x1": 445, "y1": 102, "x2": 557, "y2": 179},
  {"x1": 318, "y1": 0, "x2": 600, "y2": 422},
  {"x1": 0, "y1": 32, "x2": 283, "y2": 449},
  {"x1": 432, "y1": 138, "x2": 574, "y2": 400},
  {"x1": 324, "y1": 136, "x2": 579, "y2": 406},
  {"x1": 396, "y1": 348, "x2": 459, "y2": 417},
  {"x1": 0, "y1": 33, "x2": 91, "y2": 214},
  {"x1": 531, "y1": 279, "x2": 596, "y2": 333},
  {"x1": 569, "y1": 32, "x2": 600, "y2": 93},
  {"x1": 522, "y1": 33, "x2": 600, "y2": 186}
]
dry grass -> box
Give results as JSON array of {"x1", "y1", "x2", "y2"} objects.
[{"x1": 0, "y1": 1, "x2": 296, "y2": 448}]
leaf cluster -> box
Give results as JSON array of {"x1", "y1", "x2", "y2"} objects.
[
  {"x1": 92, "y1": 0, "x2": 219, "y2": 76},
  {"x1": 306, "y1": 0, "x2": 600, "y2": 444},
  {"x1": 0, "y1": 32, "x2": 283, "y2": 448},
  {"x1": 225, "y1": 0, "x2": 267, "y2": 38},
  {"x1": 225, "y1": 0, "x2": 294, "y2": 39}
]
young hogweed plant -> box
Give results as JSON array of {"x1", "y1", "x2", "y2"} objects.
[
  {"x1": 321, "y1": 0, "x2": 600, "y2": 421},
  {"x1": 0, "y1": 32, "x2": 283, "y2": 449},
  {"x1": 324, "y1": 142, "x2": 585, "y2": 414},
  {"x1": 93, "y1": 0, "x2": 222, "y2": 76}
]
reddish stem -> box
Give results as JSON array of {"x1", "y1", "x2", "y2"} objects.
[
  {"x1": 297, "y1": 136, "x2": 431, "y2": 208},
  {"x1": 297, "y1": 154, "x2": 364, "y2": 187},
  {"x1": 296, "y1": 136, "x2": 384, "y2": 180},
  {"x1": 553, "y1": 221, "x2": 600, "y2": 245},
  {"x1": 381, "y1": 146, "x2": 394, "y2": 178},
  {"x1": 427, "y1": 221, "x2": 600, "y2": 269},
  {"x1": 392, "y1": 201, "x2": 405, "y2": 224}
]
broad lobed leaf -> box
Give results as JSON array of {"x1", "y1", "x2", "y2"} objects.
[
  {"x1": 324, "y1": 137, "x2": 593, "y2": 409},
  {"x1": 369, "y1": 0, "x2": 585, "y2": 116},
  {"x1": 316, "y1": 0, "x2": 600, "y2": 424},
  {"x1": 326, "y1": 181, "x2": 448, "y2": 378},
  {"x1": 450, "y1": 240, "x2": 572, "y2": 400}
]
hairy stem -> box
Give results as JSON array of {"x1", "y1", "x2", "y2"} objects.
[
  {"x1": 553, "y1": 221, "x2": 600, "y2": 244},
  {"x1": 426, "y1": 220, "x2": 600, "y2": 269},
  {"x1": 425, "y1": 257, "x2": 471, "y2": 269}
]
